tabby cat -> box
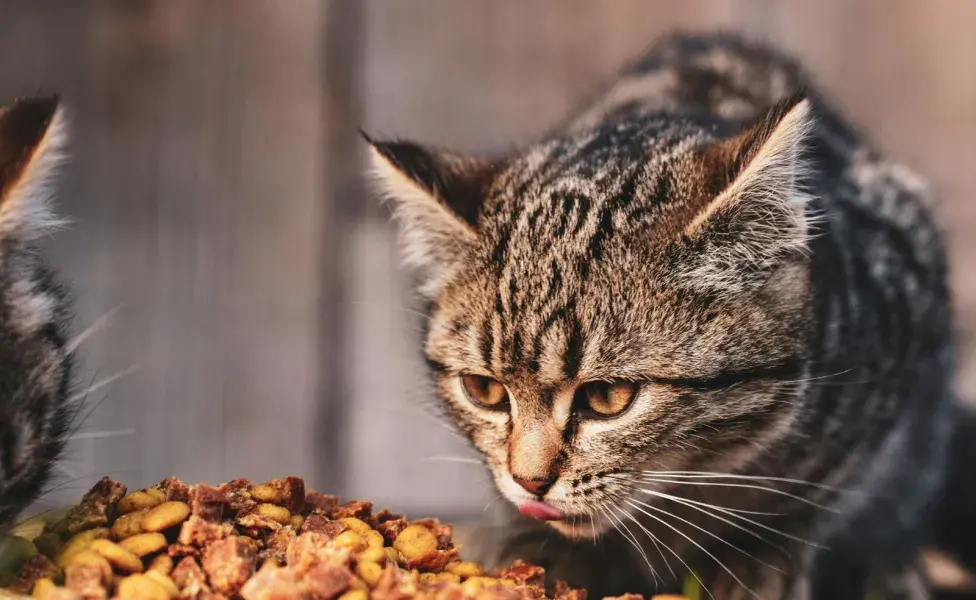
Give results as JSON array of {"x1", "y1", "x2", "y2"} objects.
[
  {"x1": 0, "y1": 97, "x2": 74, "y2": 536},
  {"x1": 365, "y1": 33, "x2": 976, "y2": 599}
]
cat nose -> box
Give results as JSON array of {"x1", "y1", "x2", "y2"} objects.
[{"x1": 513, "y1": 475, "x2": 555, "y2": 497}]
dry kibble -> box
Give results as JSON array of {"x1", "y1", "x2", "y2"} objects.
[
  {"x1": 255, "y1": 503, "x2": 291, "y2": 525},
  {"x1": 365, "y1": 530, "x2": 385, "y2": 549},
  {"x1": 445, "y1": 560, "x2": 483, "y2": 579},
  {"x1": 144, "y1": 569, "x2": 180, "y2": 597},
  {"x1": 337, "y1": 589, "x2": 369, "y2": 600},
  {"x1": 89, "y1": 539, "x2": 143, "y2": 573},
  {"x1": 141, "y1": 501, "x2": 191, "y2": 532},
  {"x1": 147, "y1": 554, "x2": 173, "y2": 575},
  {"x1": 357, "y1": 547, "x2": 386, "y2": 564},
  {"x1": 393, "y1": 525, "x2": 438, "y2": 560},
  {"x1": 68, "y1": 550, "x2": 113, "y2": 582},
  {"x1": 118, "y1": 532, "x2": 168, "y2": 557},
  {"x1": 356, "y1": 560, "x2": 384, "y2": 587},
  {"x1": 117, "y1": 573, "x2": 171, "y2": 600},
  {"x1": 57, "y1": 528, "x2": 110, "y2": 568},
  {"x1": 339, "y1": 517, "x2": 372, "y2": 534},
  {"x1": 7, "y1": 475, "x2": 606, "y2": 600},
  {"x1": 31, "y1": 577, "x2": 57, "y2": 598},
  {"x1": 111, "y1": 509, "x2": 146, "y2": 540},
  {"x1": 118, "y1": 491, "x2": 163, "y2": 514},
  {"x1": 249, "y1": 484, "x2": 281, "y2": 504},
  {"x1": 334, "y1": 530, "x2": 364, "y2": 550}
]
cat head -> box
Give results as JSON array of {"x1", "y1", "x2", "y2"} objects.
[
  {"x1": 366, "y1": 94, "x2": 816, "y2": 538},
  {"x1": 0, "y1": 97, "x2": 74, "y2": 531}
]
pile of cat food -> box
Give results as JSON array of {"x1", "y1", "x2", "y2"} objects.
[{"x1": 0, "y1": 476, "x2": 680, "y2": 600}]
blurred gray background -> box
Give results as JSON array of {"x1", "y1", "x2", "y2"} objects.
[{"x1": 1, "y1": 0, "x2": 974, "y2": 521}]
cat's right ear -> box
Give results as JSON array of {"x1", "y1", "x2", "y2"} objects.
[
  {"x1": 0, "y1": 97, "x2": 68, "y2": 241},
  {"x1": 363, "y1": 134, "x2": 501, "y2": 296}
]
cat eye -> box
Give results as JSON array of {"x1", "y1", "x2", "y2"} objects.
[
  {"x1": 574, "y1": 381, "x2": 638, "y2": 418},
  {"x1": 460, "y1": 374, "x2": 509, "y2": 410}
]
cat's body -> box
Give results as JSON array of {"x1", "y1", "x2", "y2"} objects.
[{"x1": 367, "y1": 33, "x2": 975, "y2": 599}]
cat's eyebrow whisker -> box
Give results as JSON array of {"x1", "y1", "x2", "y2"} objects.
[
  {"x1": 627, "y1": 497, "x2": 785, "y2": 574},
  {"x1": 641, "y1": 471, "x2": 849, "y2": 494},
  {"x1": 65, "y1": 303, "x2": 122, "y2": 355},
  {"x1": 641, "y1": 476, "x2": 838, "y2": 512},
  {"x1": 609, "y1": 503, "x2": 677, "y2": 583},
  {"x1": 599, "y1": 504, "x2": 660, "y2": 587},
  {"x1": 624, "y1": 499, "x2": 764, "y2": 600},
  {"x1": 637, "y1": 488, "x2": 825, "y2": 550}
]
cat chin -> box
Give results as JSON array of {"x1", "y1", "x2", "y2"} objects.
[{"x1": 547, "y1": 515, "x2": 606, "y2": 540}]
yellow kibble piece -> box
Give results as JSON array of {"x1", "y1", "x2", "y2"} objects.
[
  {"x1": 147, "y1": 554, "x2": 173, "y2": 575},
  {"x1": 364, "y1": 530, "x2": 385, "y2": 549},
  {"x1": 111, "y1": 509, "x2": 147, "y2": 540},
  {"x1": 357, "y1": 560, "x2": 384, "y2": 587},
  {"x1": 32, "y1": 577, "x2": 56, "y2": 598},
  {"x1": 337, "y1": 590, "x2": 369, "y2": 600},
  {"x1": 118, "y1": 532, "x2": 167, "y2": 557},
  {"x1": 445, "y1": 560, "x2": 483, "y2": 579},
  {"x1": 333, "y1": 530, "x2": 364, "y2": 550},
  {"x1": 420, "y1": 572, "x2": 460, "y2": 585},
  {"x1": 145, "y1": 570, "x2": 180, "y2": 597},
  {"x1": 90, "y1": 539, "x2": 143, "y2": 573},
  {"x1": 339, "y1": 517, "x2": 372, "y2": 534},
  {"x1": 499, "y1": 578, "x2": 516, "y2": 588},
  {"x1": 57, "y1": 528, "x2": 110, "y2": 568},
  {"x1": 117, "y1": 573, "x2": 170, "y2": 600},
  {"x1": 462, "y1": 576, "x2": 501, "y2": 595},
  {"x1": 392, "y1": 525, "x2": 437, "y2": 560},
  {"x1": 69, "y1": 550, "x2": 113, "y2": 582},
  {"x1": 142, "y1": 501, "x2": 191, "y2": 532},
  {"x1": 255, "y1": 503, "x2": 291, "y2": 525},
  {"x1": 118, "y1": 491, "x2": 163, "y2": 514},
  {"x1": 357, "y1": 547, "x2": 386, "y2": 564},
  {"x1": 384, "y1": 547, "x2": 399, "y2": 565},
  {"x1": 290, "y1": 514, "x2": 304, "y2": 530},
  {"x1": 249, "y1": 484, "x2": 282, "y2": 504}
]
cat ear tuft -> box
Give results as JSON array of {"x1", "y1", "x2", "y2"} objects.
[
  {"x1": 0, "y1": 96, "x2": 69, "y2": 241},
  {"x1": 364, "y1": 136, "x2": 499, "y2": 296},
  {"x1": 685, "y1": 93, "x2": 815, "y2": 266}
]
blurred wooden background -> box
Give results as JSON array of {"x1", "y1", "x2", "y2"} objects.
[{"x1": 0, "y1": 0, "x2": 973, "y2": 520}]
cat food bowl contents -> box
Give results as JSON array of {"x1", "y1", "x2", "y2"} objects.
[{"x1": 0, "y1": 476, "x2": 684, "y2": 600}]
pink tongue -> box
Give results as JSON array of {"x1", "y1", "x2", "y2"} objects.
[{"x1": 518, "y1": 500, "x2": 565, "y2": 521}]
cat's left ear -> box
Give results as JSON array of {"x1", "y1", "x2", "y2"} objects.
[
  {"x1": 684, "y1": 93, "x2": 815, "y2": 267},
  {"x1": 364, "y1": 135, "x2": 501, "y2": 296},
  {"x1": 0, "y1": 97, "x2": 68, "y2": 241}
]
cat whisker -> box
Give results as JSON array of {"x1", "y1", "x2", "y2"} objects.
[
  {"x1": 67, "y1": 366, "x2": 139, "y2": 406},
  {"x1": 627, "y1": 497, "x2": 785, "y2": 574},
  {"x1": 599, "y1": 504, "x2": 660, "y2": 587},
  {"x1": 624, "y1": 499, "x2": 763, "y2": 600},
  {"x1": 641, "y1": 476, "x2": 837, "y2": 512},
  {"x1": 637, "y1": 488, "x2": 825, "y2": 550},
  {"x1": 483, "y1": 493, "x2": 503, "y2": 513},
  {"x1": 65, "y1": 304, "x2": 122, "y2": 355},
  {"x1": 609, "y1": 504, "x2": 677, "y2": 583},
  {"x1": 641, "y1": 471, "x2": 849, "y2": 494}
]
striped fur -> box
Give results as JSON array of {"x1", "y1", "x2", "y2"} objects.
[
  {"x1": 0, "y1": 97, "x2": 74, "y2": 533},
  {"x1": 367, "y1": 33, "x2": 967, "y2": 599}
]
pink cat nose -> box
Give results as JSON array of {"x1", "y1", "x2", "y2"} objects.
[{"x1": 513, "y1": 475, "x2": 555, "y2": 497}]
